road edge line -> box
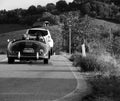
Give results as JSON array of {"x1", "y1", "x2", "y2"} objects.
[{"x1": 53, "y1": 55, "x2": 90, "y2": 101}]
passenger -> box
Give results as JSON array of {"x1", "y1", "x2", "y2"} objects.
[{"x1": 36, "y1": 33, "x2": 39, "y2": 41}]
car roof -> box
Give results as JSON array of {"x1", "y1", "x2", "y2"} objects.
[{"x1": 28, "y1": 28, "x2": 49, "y2": 31}]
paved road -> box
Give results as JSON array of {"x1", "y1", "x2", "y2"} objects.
[{"x1": 0, "y1": 55, "x2": 80, "y2": 101}]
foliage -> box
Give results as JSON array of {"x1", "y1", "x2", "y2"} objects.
[
  {"x1": 56, "y1": 0, "x2": 68, "y2": 12},
  {"x1": 71, "y1": 52, "x2": 120, "y2": 101},
  {"x1": 48, "y1": 25, "x2": 63, "y2": 54},
  {"x1": 40, "y1": 12, "x2": 59, "y2": 25},
  {"x1": 27, "y1": 5, "x2": 37, "y2": 15},
  {"x1": 0, "y1": 0, "x2": 120, "y2": 25},
  {"x1": 46, "y1": 3, "x2": 56, "y2": 13},
  {"x1": 70, "y1": 53, "x2": 101, "y2": 72},
  {"x1": 82, "y1": 75, "x2": 120, "y2": 101},
  {"x1": 62, "y1": 11, "x2": 85, "y2": 53},
  {"x1": 70, "y1": 51, "x2": 118, "y2": 72},
  {"x1": 69, "y1": 52, "x2": 81, "y2": 61}
]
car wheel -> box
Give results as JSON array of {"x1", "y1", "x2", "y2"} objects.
[
  {"x1": 8, "y1": 58, "x2": 14, "y2": 64},
  {"x1": 44, "y1": 59, "x2": 48, "y2": 64},
  {"x1": 48, "y1": 51, "x2": 51, "y2": 59},
  {"x1": 50, "y1": 48, "x2": 53, "y2": 55}
]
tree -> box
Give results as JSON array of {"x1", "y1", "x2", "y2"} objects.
[
  {"x1": 27, "y1": 5, "x2": 37, "y2": 15},
  {"x1": 62, "y1": 11, "x2": 83, "y2": 52},
  {"x1": 68, "y1": 2, "x2": 79, "y2": 11},
  {"x1": 0, "y1": 10, "x2": 7, "y2": 23},
  {"x1": 56, "y1": 0, "x2": 68, "y2": 12},
  {"x1": 6, "y1": 10, "x2": 19, "y2": 23},
  {"x1": 73, "y1": 0, "x2": 89, "y2": 4},
  {"x1": 112, "y1": 0, "x2": 120, "y2": 5},
  {"x1": 80, "y1": 2, "x2": 92, "y2": 15},
  {"x1": 46, "y1": 3, "x2": 56, "y2": 12},
  {"x1": 37, "y1": 5, "x2": 46, "y2": 14}
]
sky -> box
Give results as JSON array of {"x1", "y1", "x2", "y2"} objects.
[{"x1": 0, "y1": 0, "x2": 73, "y2": 10}]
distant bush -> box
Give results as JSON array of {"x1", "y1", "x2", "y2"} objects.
[
  {"x1": 69, "y1": 52, "x2": 81, "y2": 61},
  {"x1": 38, "y1": 12, "x2": 59, "y2": 25},
  {"x1": 71, "y1": 52, "x2": 118, "y2": 72},
  {"x1": 70, "y1": 53, "x2": 101, "y2": 72}
]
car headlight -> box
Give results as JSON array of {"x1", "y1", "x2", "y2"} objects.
[{"x1": 39, "y1": 49, "x2": 44, "y2": 54}]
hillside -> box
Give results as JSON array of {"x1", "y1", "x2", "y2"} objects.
[
  {"x1": 0, "y1": 16, "x2": 120, "y2": 54},
  {"x1": 0, "y1": 25, "x2": 63, "y2": 54},
  {"x1": 0, "y1": 24, "x2": 28, "y2": 34},
  {"x1": 0, "y1": 30, "x2": 26, "y2": 53},
  {"x1": 89, "y1": 18, "x2": 120, "y2": 31},
  {"x1": 79, "y1": 17, "x2": 120, "y2": 55}
]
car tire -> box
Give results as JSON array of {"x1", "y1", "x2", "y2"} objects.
[
  {"x1": 44, "y1": 59, "x2": 48, "y2": 64},
  {"x1": 50, "y1": 48, "x2": 53, "y2": 55},
  {"x1": 48, "y1": 51, "x2": 51, "y2": 59},
  {"x1": 8, "y1": 58, "x2": 14, "y2": 64}
]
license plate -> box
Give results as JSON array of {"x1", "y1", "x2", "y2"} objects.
[{"x1": 23, "y1": 48, "x2": 34, "y2": 53}]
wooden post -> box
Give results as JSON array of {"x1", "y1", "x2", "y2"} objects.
[{"x1": 69, "y1": 25, "x2": 71, "y2": 54}]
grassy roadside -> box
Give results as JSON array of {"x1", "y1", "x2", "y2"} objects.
[{"x1": 70, "y1": 52, "x2": 120, "y2": 101}]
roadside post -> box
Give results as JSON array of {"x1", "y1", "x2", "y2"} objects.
[
  {"x1": 69, "y1": 21, "x2": 72, "y2": 54},
  {"x1": 81, "y1": 38, "x2": 86, "y2": 57},
  {"x1": 82, "y1": 43, "x2": 86, "y2": 57},
  {"x1": 44, "y1": 21, "x2": 50, "y2": 27}
]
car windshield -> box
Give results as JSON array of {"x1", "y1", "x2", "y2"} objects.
[{"x1": 28, "y1": 30, "x2": 48, "y2": 36}]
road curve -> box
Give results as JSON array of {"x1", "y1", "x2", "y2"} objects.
[{"x1": 0, "y1": 55, "x2": 79, "y2": 101}]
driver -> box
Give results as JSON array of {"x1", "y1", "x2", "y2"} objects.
[{"x1": 36, "y1": 33, "x2": 39, "y2": 41}]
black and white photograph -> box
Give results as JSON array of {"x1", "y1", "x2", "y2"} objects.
[{"x1": 0, "y1": 0, "x2": 120, "y2": 101}]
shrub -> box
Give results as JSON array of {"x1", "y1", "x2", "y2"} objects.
[
  {"x1": 76, "y1": 53, "x2": 120, "y2": 101},
  {"x1": 71, "y1": 52, "x2": 118, "y2": 72},
  {"x1": 82, "y1": 74, "x2": 120, "y2": 101},
  {"x1": 71, "y1": 53, "x2": 102, "y2": 72},
  {"x1": 69, "y1": 52, "x2": 81, "y2": 61}
]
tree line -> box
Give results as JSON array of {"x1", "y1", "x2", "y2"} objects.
[{"x1": 0, "y1": 0, "x2": 120, "y2": 26}]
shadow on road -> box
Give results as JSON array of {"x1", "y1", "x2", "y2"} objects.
[{"x1": 0, "y1": 60, "x2": 53, "y2": 66}]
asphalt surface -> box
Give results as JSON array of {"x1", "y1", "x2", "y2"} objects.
[{"x1": 0, "y1": 55, "x2": 81, "y2": 101}]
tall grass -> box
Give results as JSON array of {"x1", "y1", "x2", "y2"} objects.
[
  {"x1": 70, "y1": 53, "x2": 112, "y2": 72},
  {"x1": 70, "y1": 53, "x2": 120, "y2": 101},
  {"x1": 82, "y1": 74, "x2": 120, "y2": 101}
]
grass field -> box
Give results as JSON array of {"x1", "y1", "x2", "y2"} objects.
[
  {"x1": 0, "y1": 24, "x2": 28, "y2": 54},
  {"x1": 0, "y1": 29, "x2": 27, "y2": 54},
  {"x1": 0, "y1": 24, "x2": 28, "y2": 34}
]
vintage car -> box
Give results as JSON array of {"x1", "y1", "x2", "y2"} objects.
[{"x1": 7, "y1": 28, "x2": 54, "y2": 64}]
